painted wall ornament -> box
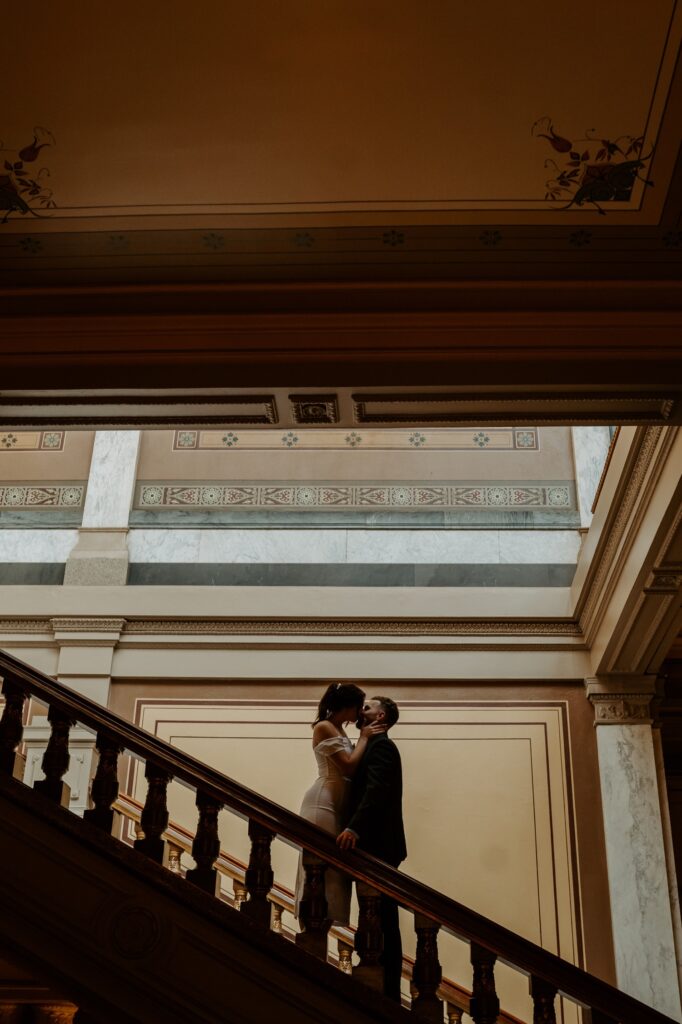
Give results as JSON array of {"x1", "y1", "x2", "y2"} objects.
[
  {"x1": 532, "y1": 117, "x2": 652, "y2": 214},
  {"x1": 0, "y1": 126, "x2": 56, "y2": 223}
]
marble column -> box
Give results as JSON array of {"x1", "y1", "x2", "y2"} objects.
[
  {"x1": 587, "y1": 676, "x2": 682, "y2": 1019},
  {"x1": 64, "y1": 431, "x2": 140, "y2": 585},
  {"x1": 571, "y1": 427, "x2": 612, "y2": 528}
]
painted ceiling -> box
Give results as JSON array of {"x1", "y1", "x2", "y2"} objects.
[{"x1": 1, "y1": 0, "x2": 681, "y2": 284}]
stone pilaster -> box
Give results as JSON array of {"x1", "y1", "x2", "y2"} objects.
[
  {"x1": 22, "y1": 618, "x2": 126, "y2": 816},
  {"x1": 51, "y1": 616, "x2": 125, "y2": 706},
  {"x1": 587, "y1": 675, "x2": 682, "y2": 1019},
  {"x1": 64, "y1": 431, "x2": 140, "y2": 585}
]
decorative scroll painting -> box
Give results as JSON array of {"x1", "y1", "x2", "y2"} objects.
[
  {"x1": 136, "y1": 481, "x2": 573, "y2": 511},
  {"x1": 0, "y1": 127, "x2": 56, "y2": 223},
  {"x1": 532, "y1": 118, "x2": 652, "y2": 213},
  {"x1": 172, "y1": 428, "x2": 539, "y2": 452},
  {"x1": 0, "y1": 431, "x2": 64, "y2": 451}
]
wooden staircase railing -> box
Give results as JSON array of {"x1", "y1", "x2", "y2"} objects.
[
  {"x1": 0, "y1": 648, "x2": 677, "y2": 1024},
  {"x1": 112, "y1": 791, "x2": 524, "y2": 1024}
]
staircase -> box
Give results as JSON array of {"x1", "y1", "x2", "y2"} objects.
[{"x1": 0, "y1": 649, "x2": 677, "y2": 1024}]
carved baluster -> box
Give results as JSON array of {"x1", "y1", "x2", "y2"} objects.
[
  {"x1": 271, "y1": 902, "x2": 284, "y2": 933},
  {"x1": 133, "y1": 760, "x2": 171, "y2": 863},
  {"x1": 412, "y1": 913, "x2": 443, "y2": 1022},
  {"x1": 186, "y1": 791, "x2": 223, "y2": 895},
  {"x1": 354, "y1": 881, "x2": 384, "y2": 992},
  {"x1": 531, "y1": 976, "x2": 557, "y2": 1024},
  {"x1": 337, "y1": 938, "x2": 353, "y2": 974},
  {"x1": 233, "y1": 879, "x2": 247, "y2": 909},
  {"x1": 34, "y1": 706, "x2": 74, "y2": 806},
  {"x1": 241, "y1": 818, "x2": 275, "y2": 928},
  {"x1": 295, "y1": 854, "x2": 331, "y2": 958},
  {"x1": 446, "y1": 1003, "x2": 464, "y2": 1024},
  {"x1": 469, "y1": 943, "x2": 500, "y2": 1024},
  {"x1": 83, "y1": 731, "x2": 122, "y2": 833},
  {"x1": 167, "y1": 842, "x2": 183, "y2": 874},
  {"x1": 0, "y1": 679, "x2": 27, "y2": 777}
]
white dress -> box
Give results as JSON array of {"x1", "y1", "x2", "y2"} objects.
[{"x1": 295, "y1": 735, "x2": 353, "y2": 924}]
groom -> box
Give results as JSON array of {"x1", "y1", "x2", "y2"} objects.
[{"x1": 336, "y1": 696, "x2": 406, "y2": 1003}]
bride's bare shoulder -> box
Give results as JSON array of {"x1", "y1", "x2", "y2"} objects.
[{"x1": 312, "y1": 721, "x2": 337, "y2": 743}]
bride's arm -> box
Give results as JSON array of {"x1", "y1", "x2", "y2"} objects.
[{"x1": 312, "y1": 721, "x2": 385, "y2": 777}]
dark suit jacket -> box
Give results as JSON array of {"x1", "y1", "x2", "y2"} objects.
[{"x1": 345, "y1": 733, "x2": 407, "y2": 868}]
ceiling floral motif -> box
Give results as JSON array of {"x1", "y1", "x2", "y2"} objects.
[
  {"x1": 0, "y1": 126, "x2": 56, "y2": 223},
  {"x1": 532, "y1": 118, "x2": 653, "y2": 213}
]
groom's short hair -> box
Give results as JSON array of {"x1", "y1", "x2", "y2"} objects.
[{"x1": 372, "y1": 696, "x2": 399, "y2": 729}]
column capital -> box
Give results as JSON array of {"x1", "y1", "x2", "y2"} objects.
[{"x1": 586, "y1": 675, "x2": 657, "y2": 725}]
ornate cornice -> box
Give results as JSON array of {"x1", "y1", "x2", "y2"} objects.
[
  {"x1": 0, "y1": 617, "x2": 582, "y2": 637},
  {"x1": 50, "y1": 617, "x2": 127, "y2": 633},
  {"x1": 120, "y1": 618, "x2": 582, "y2": 637},
  {"x1": 0, "y1": 619, "x2": 53, "y2": 633}
]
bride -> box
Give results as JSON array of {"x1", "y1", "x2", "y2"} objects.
[{"x1": 295, "y1": 683, "x2": 385, "y2": 925}]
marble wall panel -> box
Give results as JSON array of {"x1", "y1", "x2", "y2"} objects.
[
  {"x1": 499, "y1": 530, "x2": 582, "y2": 564},
  {"x1": 126, "y1": 528, "x2": 581, "y2": 566},
  {"x1": 0, "y1": 529, "x2": 79, "y2": 562}
]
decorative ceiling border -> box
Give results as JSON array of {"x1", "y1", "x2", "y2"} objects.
[
  {"x1": 172, "y1": 427, "x2": 539, "y2": 451},
  {"x1": 0, "y1": 430, "x2": 64, "y2": 451}
]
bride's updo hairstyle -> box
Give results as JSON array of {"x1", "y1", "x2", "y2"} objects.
[{"x1": 312, "y1": 683, "x2": 366, "y2": 727}]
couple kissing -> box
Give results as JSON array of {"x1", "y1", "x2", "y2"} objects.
[{"x1": 295, "y1": 682, "x2": 407, "y2": 1003}]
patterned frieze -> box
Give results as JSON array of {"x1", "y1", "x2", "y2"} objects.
[
  {"x1": 0, "y1": 431, "x2": 65, "y2": 451},
  {"x1": 0, "y1": 483, "x2": 85, "y2": 508},
  {"x1": 172, "y1": 427, "x2": 539, "y2": 451},
  {"x1": 136, "y1": 480, "x2": 573, "y2": 511}
]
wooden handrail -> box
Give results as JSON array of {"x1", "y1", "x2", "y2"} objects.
[{"x1": 0, "y1": 648, "x2": 676, "y2": 1024}]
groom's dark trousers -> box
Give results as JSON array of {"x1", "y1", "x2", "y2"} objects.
[{"x1": 345, "y1": 733, "x2": 407, "y2": 1003}]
